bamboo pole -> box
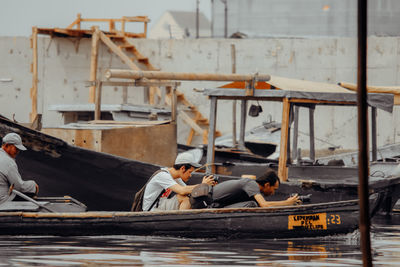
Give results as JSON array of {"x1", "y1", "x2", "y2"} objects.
[
  {"x1": 30, "y1": 27, "x2": 38, "y2": 123},
  {"x1": 105, "y1": 70, "x2": 270, "y2": 82},
  {"x1": 89, "y1": 27, "x2": 100, "y2": 103}
]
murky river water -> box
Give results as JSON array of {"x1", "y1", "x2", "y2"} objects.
[{"x1": 1, "y1": 214, "x2": 400, "y2": 266}]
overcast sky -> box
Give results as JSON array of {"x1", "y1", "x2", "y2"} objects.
[{"x1": 0, "y1": 0, "x2": 211, "y2": 36}]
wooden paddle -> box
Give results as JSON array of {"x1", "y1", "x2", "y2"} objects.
[{"x1": 8, "y1": 184, "x2": 55, "y2": 213}]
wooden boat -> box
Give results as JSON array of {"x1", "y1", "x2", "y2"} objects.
[
  {"x1": 0, "y1": 199, "x2": 372, "y2": 238},
  {"x1": 1, "y1": 114, "x2": 400, "y2": 214}
]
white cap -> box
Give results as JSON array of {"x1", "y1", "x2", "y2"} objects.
[
  {"x1": 174, "y1": 152, "x2": 201, "y2": 168},
  {"x1": 2, "y1": 133, "x2": 27, "y2": 151}
]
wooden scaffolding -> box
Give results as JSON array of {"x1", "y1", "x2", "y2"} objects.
[{"x1": 30, "y1": 14, "x2": 220, "y2": 144}]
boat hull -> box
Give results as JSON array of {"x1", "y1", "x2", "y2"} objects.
[{"x1": 0, "y1": 200, "x2": 361, "y2": 238}]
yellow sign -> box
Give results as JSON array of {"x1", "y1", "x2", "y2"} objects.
[{"x1": 288, "y1": 213, "x2": 327, "y2": 230}]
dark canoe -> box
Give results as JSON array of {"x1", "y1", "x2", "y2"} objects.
[
  {"x1": 0, "y1": 200, "x2": 364, "y2": 238},
  {"x1": 0, "y1": 115, "x2": 159, "y2": 211}
]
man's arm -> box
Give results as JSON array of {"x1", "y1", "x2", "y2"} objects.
[
  {"x1": 254, "y1": 194, "x2": 300, "y2": 208},
  {"x1": 169, "y1": 175, "x2": 215, "y2": 195},
  {"x1": 7, "y1": 164, "x2": 37, "y2": 194}
]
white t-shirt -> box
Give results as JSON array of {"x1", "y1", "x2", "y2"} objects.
[{"x1": 142, "y1": 168, "x2": 186, "y2": 211}]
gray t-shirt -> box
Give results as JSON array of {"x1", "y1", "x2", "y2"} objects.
[
  {"x1": 0, "y1": 148, "x2": 37, "y2": 203},
  {"x1": 212, "y1": 178, "x2": 260, "y2": 207}
]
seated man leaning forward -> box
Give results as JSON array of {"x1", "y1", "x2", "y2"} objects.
[
  {"x1": 211, "y1": 169, "x2": 300, "y2": 208},
  {"x1": 142, "y1": 152, "x2": 215, "y2": 211},
  {"x1": 0, "y1": 133, "x2": 39, "y2": 204}
]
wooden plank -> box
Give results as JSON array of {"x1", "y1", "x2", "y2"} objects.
[
  {"x1": 178, "y1": 111, "x2": 203, "y2": 135},
  {"x1": 30, "y1": 27, "x2": 38, "y2": 123},
  {"x1": 89, "y1": 27, "x2": 100, "y2": 103},
  {"x1": 186, "y1": 129, "x2": 195, "y2": 145},
  {"x1": 278, "y1": 98, "x2": 290, "y2": 181},
  {"x1": 98, "y1": 32, "x2": 140, "y2": 71},
  {"x1": 85, "y1": 80, "x2": 180, "y2": 88},
  {"x1": 88, "y1": 120, "x2": 171, "y2": 125}
]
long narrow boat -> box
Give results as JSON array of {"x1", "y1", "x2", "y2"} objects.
[
  {"x1": 1, "y1": 115, "x2": 400, "y2": 214},
  {"x1": 0, "y1": 199, "x2": 368, "y2": 238}
]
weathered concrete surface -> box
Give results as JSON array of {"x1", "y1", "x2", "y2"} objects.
[{"x1": 0, "y1": 36, "x2": 399, "y2": 151}]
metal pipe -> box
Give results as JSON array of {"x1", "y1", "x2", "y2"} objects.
[
  {"x1": 357, "y1": 0, "x2": 372, "y2": 265},
  {"x1": 196, "y1": 0, "x2": 199, "y2": 38},
  {"x1": 224, "y1": 0, "x2": 228, "y2": 38},
  {"x1": 105, "y1": 69, "x2": 271, "y2": 82}
]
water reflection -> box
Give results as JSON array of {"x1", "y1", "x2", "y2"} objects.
[{"x1": 0, "y1": 215, "x2": 399, "y2": 266}]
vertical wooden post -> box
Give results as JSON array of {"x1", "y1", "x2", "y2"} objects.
[
  {"x1": 231, "y1": 44, "x2": 237, "y2": 147},
  {"x1": 94, "y1": 81, "x2": 102, "y2": 121},
  {"x1": 109, "y1": 20, "x2": 115, "y2": 32},
  {"x1": 206, "y1": 97, "x2": 218, "y2": 174},
  {"x1": 77, "y1": 13, "x2": 81, "y2": 29},
  {"x1": 357, "y1": 0, "x2": 372, "y2": 264},
  {"x1": 169, "y1": 86, "x2": 177, "y2": 123},
  {"x1": 121, "y1": 16, "x2": 126, "y2": 34},
  {"x1": 371, "y1": 107, "x2": 377, "y2": 161},
  {"x1": 122, "y1": 86, "x2": 128, "y2": 104},
  {"x1": 144, "y1": 21, "x2": 148, "y2": 37},
  {"x1": 278, "y1": 98, "x2": 290, "y2": 181},
  {"x1": 238, "y1": 100, "x2": 247, "y2": 149},
  {"x1": 292, "y1": 106, "x2": 299, "y2": 160},
  {"x1": 30, "y1": 26, "x2": 38, "y2": 123},
  {"x1": 309, "y1": 106, "x2": 315, "y2": 161},
  {"x1": 89, "y1": 27, "x2": 100, "y2": 103}
]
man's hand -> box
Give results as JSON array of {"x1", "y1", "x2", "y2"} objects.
[
  {"x1": 202, "y1": 175, "x2": 216, "y2": 186},
  {"x1": 286, "y1": 194, "x2": 301, "y2": 205}
]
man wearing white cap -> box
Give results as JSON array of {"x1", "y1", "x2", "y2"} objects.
[
  {"x1": 142, "y1": 152, "x2": 215, "y2": 211},
  {"x1": 0, "y1": 132, "x2": 38, "y2": 203}
]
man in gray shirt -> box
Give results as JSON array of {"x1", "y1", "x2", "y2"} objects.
[
  {"x1": 0, "y1": 133, "x2": 38, "y2": 203},
  {"x1": 211, "y1": 169, "x2": 299, "y2": 208}
]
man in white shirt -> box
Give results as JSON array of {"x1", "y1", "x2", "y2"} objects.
[
  {"x1": 142, "y1": 152, "x2": 214, "y2": 211},
  {"x1": 0, "y1": 133, "x2": 38, "y2": 204}
]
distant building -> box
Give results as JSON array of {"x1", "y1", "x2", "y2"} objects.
[
  {"x1": 211, "y1": 0, "x2": 400, "y2": 38},
  {"x1": 149, "y1": 11, "x2": 211, "y2": 39}
]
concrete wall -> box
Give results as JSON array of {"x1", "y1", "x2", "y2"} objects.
[
  {"x1": 1, "y1": 36, "x2": 400, "y2": 151},
  {"x1": 211, "y1": 0, "x2": 400, "y2": 38}
]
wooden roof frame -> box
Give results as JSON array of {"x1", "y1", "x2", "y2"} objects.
[{"x1": 203, "y1": 88, "x2": 394, "y2": 181}]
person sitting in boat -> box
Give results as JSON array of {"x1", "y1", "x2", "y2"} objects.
[
  {"x1": 210, "y1": 169, "x2": 300, "y2": 208},
  {"x1": 0, "y1": 133, "x2": 39, "y2": 203},
  {"x1": 142, "y1": 152, "x2": 215, "y2": 211}
]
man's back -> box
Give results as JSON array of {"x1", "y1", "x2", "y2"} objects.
[
  {"x1": 212, "y1": 178, "x2": 260, "y2": 207},
  {"x1": 0, "y1": 148, "x2": 37, "y2": 203}
]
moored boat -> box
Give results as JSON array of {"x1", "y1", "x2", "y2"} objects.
[{"x1": 0, "y1": 199, "x2": 370, "y2": 239}]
